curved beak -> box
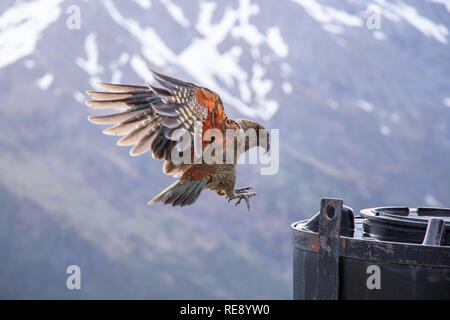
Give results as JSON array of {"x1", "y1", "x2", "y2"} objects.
[
  {"x1": 264, "y1": 133, "x2": 270, "y2": 154},
  {"x1": 265, "y1": 141, "x2": 270, "y2": 154}
]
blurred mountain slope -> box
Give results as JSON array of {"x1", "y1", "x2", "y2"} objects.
[{"x1": 0, "y1": 0, "x2": 449, "y2": 298}]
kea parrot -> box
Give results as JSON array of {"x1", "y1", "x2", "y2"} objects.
[{"x1": 86, "y1": 70, "x2": 270, "y2": 210}]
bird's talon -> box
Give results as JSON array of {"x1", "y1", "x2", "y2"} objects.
[
  {"x1": 235, "y1": 186, "x2": 253, "y2": 194},
  {"x1": 230, "y1": 192, "x2": 256, "y2": 211}
]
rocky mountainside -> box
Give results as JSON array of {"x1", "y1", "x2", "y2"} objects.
[{"x1": 0, "y1": 0, "x2": 449, "y2": 298}]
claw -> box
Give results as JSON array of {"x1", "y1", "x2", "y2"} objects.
[
  {"x1": 235, "y1": 186, "x2": 253, "y2": 194},
  {"x1": 231, "y1": 192, "x2": 256, "y2": 211}
]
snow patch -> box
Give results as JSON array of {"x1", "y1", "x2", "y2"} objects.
[
  {"x1": 0, "y1": 0, "x2": 63, "y2": 69},
  {"x1": 76, "y1": 32, "x2": 104, "y2": 89},
  {"x1": 251, "y1": 63, "x2": 272, "y2": 99},
  {"x1": 130, "y1": 54, "x2": 155, "y2": 82},
  {"x1": 328, "y1": 100, "x2": 339, "y2": 110},
  {"x1": 292, "y1": 0, "x2": 363, "y2": 34},
  {"x1": 322, "y1": 24, "x2": 344, "y2": 34},
  {"x1": 103, "y1": 0, "x2": 283, "y2": 120},
  {"x1": 357, "y1": 100, "x2": 374, "y2": 112},
  {"x1": 380, "y1": 125, "x2": 391, "y2": 136},
  {"x1": 36, "y1": 73, "x2": 54, "y2": 90},
  {"x1": 109, "y1": 52, "x2": 129, "y2": 83},
  {"x1": 428, "y1": 0, "x2": 450, "y2": 12},
  {"x1": 375, "y1": 0, "x2": 449, "y2": 44},
  {"x1": 266, "y1": 27, "x2": 289, "y2": 58},
  {"x1": 132, "y1": 0, "x2": 152, "y2": 10},
  {"x1": 230, "y1": 0, "x2": 265, "y2": 47},
  {"x1": 24, "y1": 59, "x2": 35, "y2": 69},
  {"x1": 281, "y1": 63, "x2": 292, "y2": 78},
  {"x1": 390, "y1": 113, "x2": 400, "y2": 122},
  {"x1": 373, "y1": 31, "x2": 386, "y2": 40},
  {"x1": 103, "y1": 0, "x2": 177, "y2": 67},
  {"x1": 443, "y1": 97, "x2": 450, "y2": 108},
  {"x1": 76, "y1": 32, "x2": 103, "y2": 76},
  {"x1": 282, "y1": 81, "x2": 292, "y2": 95},
  {"x1": 160, "y1": 0, "x2": 190, "y2": 28},
  {"x1": 291, "y1": 0, "x2": 448, "y2": 43},
  {"x1": 73, "y1": 91, "x2": 85, "y2": 104}
]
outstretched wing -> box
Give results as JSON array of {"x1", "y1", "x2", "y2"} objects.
[
  {"x1": 147, "y1": 70, "x2": 230, "y2": 141},
  {"x1": 86, "y1": 70, "x2": 231, "y2": 175}
]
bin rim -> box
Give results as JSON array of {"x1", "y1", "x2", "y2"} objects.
[{"x1": 292, "y1": 219, "x2": 450, "y2": 268}]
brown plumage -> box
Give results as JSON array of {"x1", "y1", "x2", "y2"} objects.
[{"x1": 86, "y1": 70, "x2": 270, "y2": 210}]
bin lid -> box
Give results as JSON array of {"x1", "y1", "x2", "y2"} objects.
[{"x1": 360, "y1": 207, "x2": 450, "y2": 245}]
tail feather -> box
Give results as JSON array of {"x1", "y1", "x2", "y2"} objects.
[
  {"x1": 173, "y1": 181, "x2": 204, "y2": 206},
  {"x1": 148, "y1": 179, "x2": 208, "y2": 207}
]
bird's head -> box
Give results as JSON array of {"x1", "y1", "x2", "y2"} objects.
[{"x1": 235, "y1": 119, "x2": 270, "y2": 154}]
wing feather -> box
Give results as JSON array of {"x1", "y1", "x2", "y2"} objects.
[
  {"x1": 86, "y1": 70, "x2": 231, "y2": 177},
  {"x1": 87, "y1": 105, "x2": 149, "y2": 124},
  {"x1": 130, "y1": 129, "x2": 161, "y2": 156}
]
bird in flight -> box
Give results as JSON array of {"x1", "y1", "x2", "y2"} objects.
[{"x1": 86, "y1": 70, "x2": 270, "y2": 210}]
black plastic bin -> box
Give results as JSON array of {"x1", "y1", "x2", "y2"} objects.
[{"x1": 292, "y1": 198, "x2": 450, "y2": 299}]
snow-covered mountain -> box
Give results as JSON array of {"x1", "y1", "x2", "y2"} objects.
[{"x1": 0, "y1": 0, "x2": 449, "y2": 298}]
